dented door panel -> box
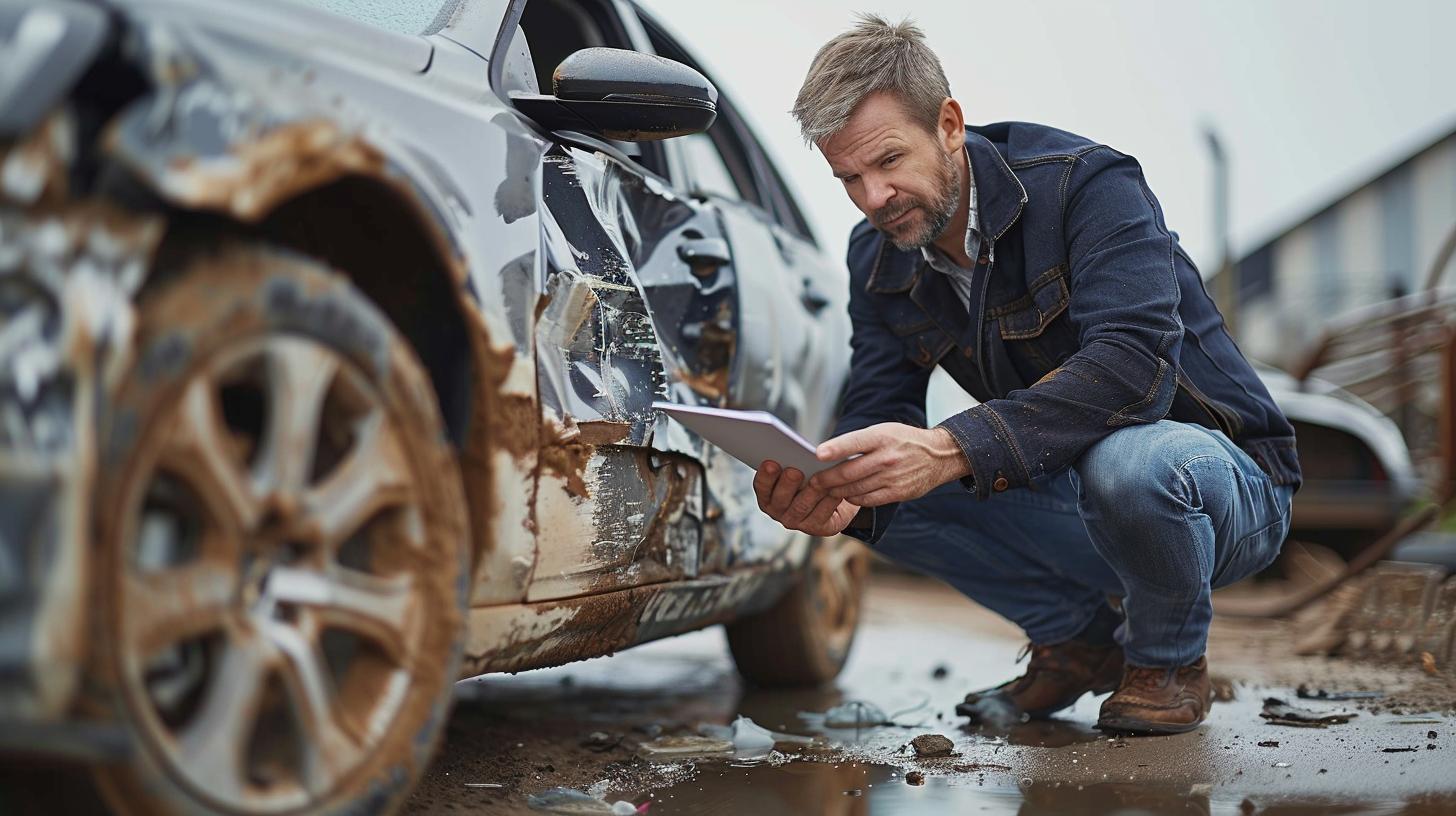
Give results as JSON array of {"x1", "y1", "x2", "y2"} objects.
[{"x1": 530, "y1": 144, "x2": 732, "y2": 600}]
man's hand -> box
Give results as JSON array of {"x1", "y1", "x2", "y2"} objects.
[
  {"x1": 809, "y1": 422, "x2": 970, "y2": 507},
  {"x1": 752, "y1": 461, "x2": 863, "y2": 536}
]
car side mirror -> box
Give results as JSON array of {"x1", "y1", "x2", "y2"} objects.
[{"x1": 511, "y1": 47, "x2": 717, "y2": 141}]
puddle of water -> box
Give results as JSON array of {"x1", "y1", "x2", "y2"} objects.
[
  {"x1": 626, "y1": 758, "x2": 1456, "y2": 816},
  {"x1": 622, "y1": 760, "x2": 1021, "y2": 815}
]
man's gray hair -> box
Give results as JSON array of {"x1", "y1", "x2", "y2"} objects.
[{"x1": 791, "y1": 14, "x2": 951, "y2": 146}]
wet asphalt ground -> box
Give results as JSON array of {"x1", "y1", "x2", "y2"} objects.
[{"x1": 404, "y1": 571, "x2": 1456, "y2": 815}]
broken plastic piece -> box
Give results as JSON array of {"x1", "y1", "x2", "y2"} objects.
[
  {"x1": 527, "y1": 787, "x2": 619, "y2": 814},
  {"x1": 636, "y1": 735, "x2": 735, "y2": 761},
  {"x1": 1295, "y1": 684, "x2": 1383, "y2": 701},
  {"x1": 1260, "y1": 697, "x2": 1357, "y2": 727},
  {"x1": 806, "y1": 701, "x2": 890, "y2": 728}
]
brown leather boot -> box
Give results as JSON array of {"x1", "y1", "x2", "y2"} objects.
[
  {"x1": 956, "y1": 639, "x2": 1124, "y2": 723},
  {"x1": 1097, "y1": 656, "x2": 1213, "y2": 735}
]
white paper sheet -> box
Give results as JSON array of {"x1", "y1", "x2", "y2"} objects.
[{"x1": 652, "y1": 402, "x2": 843, "y2": 477}]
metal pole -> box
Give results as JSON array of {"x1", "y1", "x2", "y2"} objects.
[
  {"x1": 1440, "y1": 326, "x2": 1456, "y2": 504},
  {"x1": 1204, "y1": 126, "x2": 1236, "y2": 333}
]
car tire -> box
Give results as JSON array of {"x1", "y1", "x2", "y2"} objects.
[
  {"x1": 91, "y1": 243, "x2": 469, "y2": 816},
  {"x1": 725, "y1": 536, "x2": 869, "y2": 687}
]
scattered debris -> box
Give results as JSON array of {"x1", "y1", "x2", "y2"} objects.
[
  {"x1": 905, "y1": 771, "x2": 926, "y2": 786},
  {"x1": 910, "y1": 734, "x2": 955, "y2": 758},
  {"x1": 636, "y1": 736, "x2": 735, "y2": 761},
  {"x1": 950, "y1": 761, "x2": 1011, "y2": 772},
  {"x1": 825, "y1": 701, "x2": 890, "y2": 727},
  {"x1": 1272, "y1": 762, "x2": 1292, "y2": 768},
  {"x1": 697, "y1": 716, "x2": 822, "y2": 757},
  {"x1": 728, "y1": 717, "x2": 775, "y2": 757},
  {"x1": 799, "y1": 700, "x2": 892, "y2": 731},
  {"x1": 1211, "y1": 676, "x2": 1236, "y2": 702},
  {"x1": 464, "y1": 782, "x2": 504, "y2": 789},
  {"x1": 1430, "y1": 744, "x2": 1439, "y2": 750},
  {"x1": 1295, "y1": 684, "x2": 1383, "y2": 701},
  {"x1": 1256, "y1": 740, "x2": 1280, "y2": 747},
  {"x1": 1382, "y1": 747, "x2": 1419, "y2": 753},
  {"x1": 1430, "y1": 731, "x2": 1440, "y2": 739},
  {"x1": 1396, "y1": 719, "x2": 1444, "y2": 725},
  {"x1": 582, "y1": 732, "x2": 624, "y2": 752},
  {"x1": 1422, "y1": 651, "x2": 1440, "y2": 676},
  {"x1": 1260, "y1": 697, "x2": 1357, "y2": 728},
  {"x1": 931, "y1": 664, "x2": 950, "y2": 680},
  {"x1": 526, "y1": 787, "x2": 641, "y2": 815},
  {"x1": 633, "y1": 723, "x2": 664, "y2": 739},
  {"x1": 843, "y1": 789, "x2": 863, "y2": 797},
  {"x1": 954, "y1": 694, "x2": 1025, "y2": 729}
]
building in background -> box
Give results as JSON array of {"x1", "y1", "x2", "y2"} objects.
[{"x1": 1234, "y1": 124, "x2": 1456, "y2": 369}]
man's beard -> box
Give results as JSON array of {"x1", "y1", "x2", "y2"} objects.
[{"x1": 873, "y1": 150, "x2": 962, "y2": 251}]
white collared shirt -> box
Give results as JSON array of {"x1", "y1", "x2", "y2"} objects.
[{"x1": 920, "y1": 147, "x2": 987, "y2": 311}]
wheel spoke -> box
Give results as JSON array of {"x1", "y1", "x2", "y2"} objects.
[
  {"x1": 304, "y1": 412, "x2": 413, "y2": 548},
  {"x1": 263, "y1": 618, "x2": 363, "y2": 796},
  {"x1": 254, "y1": 339, "x2": 338, "y2": 496},
  {"x1": 268, "y1": 565, "x2": 414, "y2": 665},
  {"x1": 162, "y1": 378, "x2": 260, "y2": 535},
  {"x1": 123, "y1": 559, "x2": 237, "y2": 656},
  {"x1": 176, "y1": 631, "x2": 274, "y2": 804}
]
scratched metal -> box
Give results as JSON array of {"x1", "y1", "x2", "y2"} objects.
[{"x1": 0, "y1": 0, "x2": 855, "y2": 797}]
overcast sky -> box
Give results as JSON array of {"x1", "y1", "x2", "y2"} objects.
[{"x1": 637, "y1": 0, "x2": 1456, "y2": 271}]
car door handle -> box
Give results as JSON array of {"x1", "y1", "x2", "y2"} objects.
[
  {"x1": 801, "y1": 280, "x2": 831, "y2": 314},
  {"x1": 677, "y1": 237, "x2": 731, "y2": 274}
]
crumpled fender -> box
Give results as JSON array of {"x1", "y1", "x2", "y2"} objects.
[
  {"x1": 0, "y1": 0, "x2": 109, "y2": 140},
  {"x1": 102, "y1": 76, "x2": 447, "y2": 228}
]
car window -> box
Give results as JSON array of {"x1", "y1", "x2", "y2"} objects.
[
  {"x1": 639, "y1": 13, "x2": 816, "y2": 243},
  {"x1": 678, "y1": 133, "x2": 745, "y2": 201},
  {"x1": 286, "y1": 0, "x2": 460, "y2": 35},
  {"x1": 516, "y1": 0, "x2": 667, "y2": 178},
  {"x1": 519, "y1": 0, "x2": 628, "y2": 94}
]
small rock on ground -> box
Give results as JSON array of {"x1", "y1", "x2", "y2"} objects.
[{"x1": 910, "y1": 734, "x2": 954, "y2": 757}]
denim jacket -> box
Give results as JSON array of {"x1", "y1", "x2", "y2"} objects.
[{"x1": 835, "y1": 122, "x2": 1301, "y2": 543}]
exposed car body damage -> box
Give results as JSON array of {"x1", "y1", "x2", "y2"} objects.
[
  {"x1": 0, "y1": 0, "x2": 847, "y2": 757},
  {"x1": 1, "y1": 3, "x2": 1429, "y2": 811},
  {"x1": 1, "y1": 106, "x2": 165, "y2": 721}
]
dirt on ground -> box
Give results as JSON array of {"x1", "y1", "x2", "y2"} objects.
[{"x1": 405, "y1": 571, "x2": 1456, "y2": 815}]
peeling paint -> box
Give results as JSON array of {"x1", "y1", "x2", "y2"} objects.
[
  {"x1": 1, "y1": 112, "x2": 75, "y2": 207},
  {"x1": 462, "y1": 567, "x2": 790, "y2": 677},
  {"x1": 540, "y1": 416, "x2": 595, "y2": 498}
]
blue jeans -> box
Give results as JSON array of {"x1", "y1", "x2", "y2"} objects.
[{"x1": 874, "y1": 420, "x2": 1294, "y2": 667}]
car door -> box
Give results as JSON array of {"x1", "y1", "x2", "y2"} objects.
[
  {"x1": 637, "y1": 13, "x2": 850, "y2": 439},
  {"x1": 518, "y1": 0, "x2": 740, "y2": 600},
  {"x1": 636, "y1": 12, "x2": 853, "y2": 563}
]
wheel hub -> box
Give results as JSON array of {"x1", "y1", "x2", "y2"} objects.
[{"x1": 111, "y1": 336, "x2": 431, "y2": 813}]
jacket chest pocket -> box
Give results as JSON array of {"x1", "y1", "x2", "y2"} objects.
[
  {"x1": 991, "y1": 264, "x2": 1074, "y2": 369},
  {"x1": 889, "y1": 317, "x2": 955, "y2": 369}
]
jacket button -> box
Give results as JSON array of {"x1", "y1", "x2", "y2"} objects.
[
  {"x1": 962, "y1": 346, "x2": 975, "y2": 358},
  {"x1": 992, "y1": 476, "x2": 1009, "y2": 492}
]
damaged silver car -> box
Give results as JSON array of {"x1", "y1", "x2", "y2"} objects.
[{"x1": 0, "y1": 0, "x2": 861, "y2": 812}]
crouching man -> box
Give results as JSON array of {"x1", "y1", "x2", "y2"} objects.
[{"x1": 753, "y1": 15, "x2": 1300, "y2": 734}]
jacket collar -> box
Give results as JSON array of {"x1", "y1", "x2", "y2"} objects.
[
  {"x1": 965, "y1": 128, "x2": 1028, "y2": 242},
  {"x1": 866, "y1": 128, "x2": 1028, "y2": 294}
]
